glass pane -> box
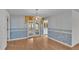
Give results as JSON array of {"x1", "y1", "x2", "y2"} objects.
[
  {"x1": 35, "y1": 23, "x2": 39, "y2": 34},
  {"x1": 28, "y1": 22, "x2": 34, "y2": 36}
]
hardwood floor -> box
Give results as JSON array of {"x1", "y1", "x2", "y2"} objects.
[
  {"x1": 6, "y1": 35, "x2": 72, "y2": 50},
  {"x1": 72, "y1": 44, "x2": 79, "y2": 50}
]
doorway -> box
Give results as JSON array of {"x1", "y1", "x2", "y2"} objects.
[{"x1": 25, "y1": 16, "x2": 48, "y2": 37}]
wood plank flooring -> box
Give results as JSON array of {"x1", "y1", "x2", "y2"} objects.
[
  {"x1": 6, "y1": 35, "x2": 73, "y2": 50},
  {"x1": 72, "y1": 44, "x2": 79, "y2": 50}
]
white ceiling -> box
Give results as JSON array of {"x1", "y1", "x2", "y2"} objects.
[
  {"x1": 7, "y1": 9, "x2": 71, "y2": 17},
  {"x1": 73, "y1": 9, "x2": 79, "y2": 12}
]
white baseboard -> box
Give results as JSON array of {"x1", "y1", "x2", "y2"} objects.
[
  {"x1": 8, "y1": 37, "x2": 29, "y2": 41},
  {"x1": 8, "y1": 36, "x2": 73, "y2": 47},
  {"x1": 8, "y1": 35, "x2": 41, "y2": 41},
  {"x1": 71, "y1": 43, "x2": 79, "y2": 47},
  {"x1": 48, "y1": 37, "x2": 72, "y2": 47}
]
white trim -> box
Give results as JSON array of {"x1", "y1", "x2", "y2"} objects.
[
  {"x1": 48, "y1": 37, "x2": 72, "y2": 47},
  {"x1": 8, "y1": 36, "x2": 73, "y2": 47},
  {"x1": 72, "y1": 43, "x2": 79, "y2": 47},
  {"x1": 8, "y1": 37, "x2": 28, "y2": 41},
  {"x1": 8, "y1": 35, "x2": 41, "y2": 41},
  {"x1": 48, "y1": 30, "x2": 72, "y2": 34},
  {"x1": 11, "y1": 30, "x2": 26, "y2": 31}
]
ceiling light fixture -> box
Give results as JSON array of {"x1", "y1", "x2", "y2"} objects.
[
  {"x1": 35, "y1": 9, "x2": 39, "y2": 16},
  {"x1": 35, "y1": 9, "x2": 39, "y2": 20}
]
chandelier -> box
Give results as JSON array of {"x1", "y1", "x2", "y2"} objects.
[
  {"x1": 35, "y1": 9, "x2": 40, "y2": 20},
  {"x1": 35, "y1": 9, "x2": 39, "y2": 16}
]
